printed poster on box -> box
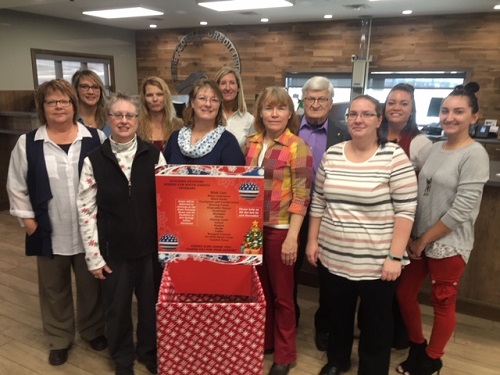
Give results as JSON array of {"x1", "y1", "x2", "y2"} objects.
[{"x1": 155, "y1": 165, "x2": 264, "y2": 295}]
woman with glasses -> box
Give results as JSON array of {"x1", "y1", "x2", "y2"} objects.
[
  {"x1": 245, "y1": 87, "x2": 313, "y2": 375},
  {"x1": 138, "y1": 76, "x2": 183, "y2": 152},
  {"x1": 164, "y1": 78, "x2": 244, "y2": 165},
  {"x1": 214, "y1": 67, "x2": 255, "y2": 148},
  {"x1": 71, "y1": 69, "x2": 111, "y2": 136},
  {"x1": 306, "y1": 95, "x2": 417, "y2": 375},
  {"x1": 78, "y1": 93, "x2": 166, "y2": 375},
  {"x1": 6, "y1": 79, "x2": 107, "y2": 367},
  {"x1": 396, "y1": 83, "x2": 489, "y2": 375}
]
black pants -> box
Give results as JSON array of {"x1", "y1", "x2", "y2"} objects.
[
  {"x1": 294, "y1": 212, "x2": 331, "y2": 333},
  {"x1": 101, "y1": 254, "x2": 157, "y2": 370},
  {"x1": 318, "y1": 261, "x2": 395, "y2": 375}
]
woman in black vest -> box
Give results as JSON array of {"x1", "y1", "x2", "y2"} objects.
[
  {"x1": 6, "y1": 79, "x2": 107, "y2": 366},
  {"x1": 77, "y1": 93, "x2": 166, "y2": 375}
]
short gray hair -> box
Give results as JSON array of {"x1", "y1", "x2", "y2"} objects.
[
  {"x1": 301, "y1": 76, "x2": 334, "y2": 99},
  {"x1": 107, "y1": 92, "x2": 140, "y2": 114}
]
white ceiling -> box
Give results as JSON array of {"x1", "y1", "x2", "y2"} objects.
[{"x1": 1, "y1": 0, "x2": 499, "y2": 30}]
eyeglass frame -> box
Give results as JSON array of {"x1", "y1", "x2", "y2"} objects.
[
  {"x1": 346, "y1": 111, "x2": 379, "y2": 120},
  {"x1": 44, "y1": 99, "x2": 72, "y2": 107},
  {"x1": 78, "y1": 84, "x2": 101, "y2": 92},
  {"x1": 108, "y1": 112, "x2": 139, "y2": 120},
  {"x1": 194, "y1": 96, "x2": 221, "y2": 105},
  {"x1": 303, "y1": 96, "x2": 331, "y2": 105}
]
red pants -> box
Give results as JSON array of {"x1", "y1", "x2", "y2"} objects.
[
  {"x1": 396, "y1": 254, "x2": 465, "y2": 359},
  {"x1": 257, "y1": 227, "x2": 297, "y2": 365}
]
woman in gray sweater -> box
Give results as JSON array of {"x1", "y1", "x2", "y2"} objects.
[{"x1": 396, "y1": 82, "x2": 489, "y2": 375}]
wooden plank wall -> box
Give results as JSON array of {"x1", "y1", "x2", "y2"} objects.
[{"x1": 136, "y1": 13, "x2": 500, "y2": 120}]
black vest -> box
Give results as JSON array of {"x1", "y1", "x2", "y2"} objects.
[
  {"x1": 25, "y1": 127, "x2": 101, "y2": 257},
  {"x1": 88, "y1": 137, "x2": 160, "y2": 260}
]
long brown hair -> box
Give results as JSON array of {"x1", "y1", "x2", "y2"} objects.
[
  {"x1": 138, "y1": 76, "x2": 182, "y2": 144},
  {"x1": 71, "y1": 69, "x2": 107, "y2": 129}
]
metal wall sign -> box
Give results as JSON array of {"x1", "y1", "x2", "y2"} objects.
[{"x1": 171, "y1": 29, "x2": 241, "y2": 83}]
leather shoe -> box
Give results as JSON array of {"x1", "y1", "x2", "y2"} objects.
[
  {"x1": 315, "y1": 330, "x2": 329, "y2": 351},
  {"x1": 139, "y1": 358, "x2": 158, "y2": 374},
  {"x1": 115, "y1": 366, "x2": 134, "y2": 375},
  {"x1": 89, "y1": 335, "x2": 108, "y2": 351},
  {"x1": 269, "y1": 363, "x2": 290, "y2": 375},
  {"x1": 48, "y1": 348, "x2": 68, "y2": 366},
  {"x1": 264, "y1": 347, "x2": 275, "y2": 355},
  {"x1": 319, "y1": 363, "x2": 351, "y2": 375}
]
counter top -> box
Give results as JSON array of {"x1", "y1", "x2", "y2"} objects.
[{"x1": 0, "y1": 111, "x2": 37, "y2": 118}]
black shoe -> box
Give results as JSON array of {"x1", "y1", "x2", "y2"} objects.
[
  {"x1": 319, "y1": 362, "x2": 351, "y2": 375},
  {"x1": 139, "y1": 358, "x2": 158, "y2": 374},
  {"x1": 48, "y1": 348, "x2": 68, "y2": 366},
  {"x1": 396, "y1": 340, "x2": 427, "y2": 374},
  {"x1": 269, "y1": 363, "x2": 290, "y2": 375},
  {"x1": 115, "y1": 365, "x2": 134, "y2": 375},
  {"x1": 89, "y1": 335, "x2": 108, "y2": 351},
  {"x1": 414, "y1": 352, "x2": 443, "y2": 375},
  {"x1": 264, "y1": 347, "x2": 275, "y2": 355},
  {"x1": 315, "y1": 330, "x2": 329, "y2": 351}
]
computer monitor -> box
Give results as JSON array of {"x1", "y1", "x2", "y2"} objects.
[{"x1": 427, "y1": 97, "x2": 443, "y2": 117}]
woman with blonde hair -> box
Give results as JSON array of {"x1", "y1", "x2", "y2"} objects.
[
  {"x1": 138, "y1": 76, "x2": 183, "y2": 151},
  {"x1": 71, "y1": 69, "x2": 110, "y2": 136},
  {"x1": 215, "y1": 67, "x2": 255, "y2": 148}
]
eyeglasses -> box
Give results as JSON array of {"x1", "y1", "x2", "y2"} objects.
[
  {"x1": 195, "y1": 96, "x2": 220, "y2": 105},
  {"x1": 108, "y1": 113, "x2": 138, "y2": 120},
  {"x1": 44, "y1": 99, "x2": 72, "y2": 107},
  {"x1": 346, "y1": 112, "x2": 378, "y2": 120},
  {"x1": 303, "y1": 97, "x2": 330, "y2": 105},
  {"x1": 78, "y1": 84, "x2": 101, "y2": 91}
]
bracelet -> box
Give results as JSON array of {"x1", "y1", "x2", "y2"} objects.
[{"x1": 387, "y1": 253, "x2": 402, "y2": 261}]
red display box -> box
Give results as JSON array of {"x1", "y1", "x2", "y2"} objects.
[{"x1": 157, "y1": 265, "x2": 266, "y2": 375}]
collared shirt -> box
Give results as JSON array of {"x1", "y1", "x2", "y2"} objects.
[
  {"x1": 224, "y1": 111, "x2": 255, "y2": 148},
  {"x1": 298, "y1": 116, "x2": 328, "y2": 176},
  {"x1": 7, "y1": 123, "x2": 106, "y2": 256},
  {"x1": 245, "y1": 128, "x2": 313, "y2": 227}
]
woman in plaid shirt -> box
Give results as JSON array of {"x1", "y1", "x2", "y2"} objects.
[{"x1": 245, "y1": 87, "x2": 313, "y2": 375}]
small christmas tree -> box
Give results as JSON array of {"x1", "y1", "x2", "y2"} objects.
[{"x1": 242, "y1": 220, "x2": 263, "y2": 254}]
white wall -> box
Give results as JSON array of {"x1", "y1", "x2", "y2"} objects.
[{"x1": 0, "y1": 10, "x2": 138, "y2": 94}]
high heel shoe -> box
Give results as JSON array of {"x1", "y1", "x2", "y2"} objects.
[
  {"x1": 413, "y1": 351, "x2": 443, "y2": 375},
  {"x1": 396, "y1": 340, "x2": 427, "y2": 374}
]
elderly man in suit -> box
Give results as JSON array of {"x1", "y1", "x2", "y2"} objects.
[{"x1": 294, "y1": 76, "x2": 350, "y2": 351}]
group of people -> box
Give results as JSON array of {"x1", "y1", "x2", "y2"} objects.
[{"x1": 6, "y1": 67, "x2": 488, "y2": 375}]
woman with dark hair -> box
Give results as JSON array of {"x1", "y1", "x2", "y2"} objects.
[
  {"x1": 7, "y1": 79, "x2": 107, "y2": 366},
  {"x1": 164, "y1": 78, "x2": 244, "y2": 165},
  {"x1": 71, "y1": 69, "x2": 110, "y2": 136},
  {"x1": 138, "y1": 76, "x2": 183, "y2": 151},
  {"x1": 382, "y1": 83, "x2": 432, "y2": 172},
  {"x1": 396, "y1": 83, "x2": 489, "y2": 375},
  {"x1": 245, "y1": 87, "x2": 313, "y2": 375},
  {"x1": 215, "y1": 67, "x2": 255, "y2": 148},
  {"x1": 306, "y1": 95, "x2": 417, "y2": 375},
  {"x1": 382, "y1": 83, "x2": 433, "y2": 350}
]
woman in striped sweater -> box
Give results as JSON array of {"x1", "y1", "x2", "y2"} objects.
[{"x1": 306, "y1": 95, "x2": 418, "y2": 375}]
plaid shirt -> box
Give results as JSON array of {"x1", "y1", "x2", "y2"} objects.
[{"x1": 245, "y1": 128, "x2": 313, "y2": 226}]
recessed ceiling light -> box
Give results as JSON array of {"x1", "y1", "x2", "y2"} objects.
[
  {"x1": 149, "y1": 24, "x2": 157, "y2": 29},
  {"x1": 324, "y1": 14, "x2": 333, "y2": 19},
  {"x1": 83, "y1": 7, "x2": 163, "y2": 19},
  {"x1": 198, "y1": 0, "x2": 293, "y2": 12},
  {"x1": 261, "y1": 18, "x2": 269, "y2": 22},
  {"x1": 402, "y1": 10, "x2": 413, "y2": 15},
  {"x1": 495, "y1": 5, "x2": 500, "y2": 10},
  {"x1": 200, "y1": 21, "x2": 208, "y2": 25}
]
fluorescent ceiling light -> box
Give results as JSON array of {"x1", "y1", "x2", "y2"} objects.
[
  {"x1": 402, "y1": 10, "x2": 413, "y2": 15},
  {"x1": 495, "y1": 5, "x2": 500, "y2": 10},
  {"x1": 83, "y1": 7, "x2": 163, "y2": 19},
  {"x1": 198, "y1": 0, "x2": 294, "y2": 12}
]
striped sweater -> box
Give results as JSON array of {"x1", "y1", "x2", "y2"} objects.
[{"x1": 310, "y1": 141, "x2": 417, "y2": 280}]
